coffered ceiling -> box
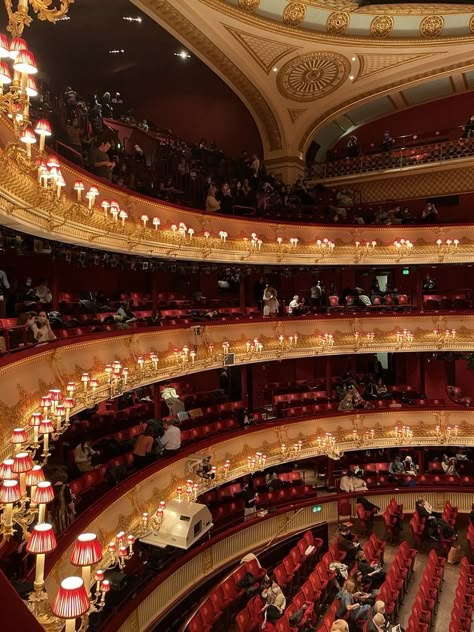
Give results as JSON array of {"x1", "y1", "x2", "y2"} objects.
[{"x1": 134, "y1": 0, "x2": 474, "y2": 162}]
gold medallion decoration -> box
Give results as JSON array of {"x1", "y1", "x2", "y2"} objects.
[
  {"x1": 326, "y1": 12, "x2": 350, "y2": 35},
  {"x1": 277, "y1": 52, "x2": 350, "y2": 101},
  {"x1": 370, "y1": 15, "x2": 394, "y2": 38},
  {"x1": 420, "y1": 15, "x2": 444, "y2": 37},
  {"x1": 283, "y1": 2, "x2": 307, "y2": 27},
  {"x1": 238, "y1": 0, "x2": 260, "y2": 11},
  {"x1": 470, "y1": 14, "x2": 474, "y2": 33}
]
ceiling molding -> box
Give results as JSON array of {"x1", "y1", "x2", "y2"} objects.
[
  {"x1": 224, "y1": 24, "x2": 300, "y2": 74},
  {"x1": 288, "y1": 108, "x2": 307, "y2": 123},
  {"x1": 355, "y1": 52, "x2": 435, "y2": 82}
]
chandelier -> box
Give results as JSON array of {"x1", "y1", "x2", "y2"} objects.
[{"x1": 4, "y1": 1, "x2": 75, "y2": 38}]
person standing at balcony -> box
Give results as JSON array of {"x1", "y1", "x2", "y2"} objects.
[
  {"x1": 217, "y1": 183, "x2": 234, "y2": 214},
  {"x1": 91, "y1": 140, "x2": 115, "y2": 180},
  {"x1": 288, "y1": 295, "x2": 303, "y2": 316},
  {"x1": 381, "y1": 131, "x2": 394, "y2": 151},
  {"x1": 241, "y1": 481, "x2": 258, "y2": 521},
  {"x1": 462, "y1": 114, "x2": 474, "y2": 138},
  {"x1": 263, "y1": 284, "x2": 279, "y2": 317},
  {"x1": 311, "y1": 280, "x2": 323, "y2": 308},
  {"x1": 205, "y1": 185, "x2": 221, "y2": 212},
  {"x1": 347, "y1": 135, "x2": 360, "y2": 158},
  {"x1": 420, "y1": 202, "x2": 438, "y2": 224},
  {"x1": 132, "y1": 426, "x2": 155, "y2": 468}
]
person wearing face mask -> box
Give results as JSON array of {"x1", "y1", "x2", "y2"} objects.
[{"x1": 27, "y1": 311, "x2": 57, "y2": 343}]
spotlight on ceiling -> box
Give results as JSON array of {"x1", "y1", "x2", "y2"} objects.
[
  {"x1": 174, "y1": 50, "x2": 191, "y2": 60},
  {"x1": 109, "y1": 50, "x2": 125, "y2": 55},
  {"x1": 272, "y1": 67, "x2": 278, "y2": 72},
  {"x1": 123, "y1": 16, "x2": 142, "y2": 23}
]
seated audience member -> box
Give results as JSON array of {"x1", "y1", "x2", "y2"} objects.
[
  {"x1": 353, "y1": 472, "x2": 369, "y2": 493},
  {"x1": 262, "y1": 580, "x2": 286, "y2": 623},
  {"x1": 161, "y1": 420, "x2": 181, "y2": 455},
  {"x1": 204, "y1": 309, "x2": 219, "y2": 320},
  {"x1": 401, "y1": 207, "x2": 415, "y2": 224},
  {"x1": 420, "y1": 202, "x2": 438, "y2": 223},
  {"x1": 35, "y1": 279, "x2": 52, "y2": 304},
  {"x1": 205, "y1": 185, "x2": 221, "y2": 212},
  {"x1": 375, "y1": 377, "x2": 390, "y2": 398},
  {"x1": 338, "y1": 391, "x2": 354, "y2": 411},
  {"x1": 51, "y1": 477, "x2": 76, "y2": 533},
  {"x1": 132, "y1": 426, "x2": 155, "y2": 468},
  {"x1": 355, "y1": 287, "x2": 372, "y2": 307},
  {"x1": 196, "y1": 456, "x2": 215, "y2": 479},
  {"x1": 349, "y1": 384, "x2": 365, "y2": 409},
  {"x1": 288, "y1": 294, "x2": 303, "y2": 316},
  {"x1": 18, "y1": 276, "x2": 38, "y2": 307},
  {"x1": 441, "y1": 454, "x2": 459, "y2": 477},
  {"x1": 340, "y1": 471, "x2": 356, "y2": 492},
  {"x1": 161, "y1": 382, "x2": 185, "y2": 417},
  {"x1": 404, "y1": 456, "x2": 417, "y2": 474},
  {"x1": 364, "y1": 377, "x2": 378, "y2": 400},
  {"x1": 238, "y1": 408, "x2": 256, "y2": 428},
  {"x1": 241, "y1": 482, "x2": 258, "y2": 521},
  {"x1": 368, "y1": 613, "x2": 388, "y2": 632},
  {"x1": 91, "y1": 140, "x2": 114, "y2": 180},
  {"x1": 381, "y1": 130, "x2": 394, "y2": 151},
  {"x1": 353, "y1": 571, "x2": 374, "y2": 604},
  {"x1": 331, "y1": 622, "x2": 349, "y2": 632},
  {"x1": 27, "y1": 311, "x2": 57, "y2": 343},
  {"x1": 336, "y1": 579, "x2": 370, "y2": 622},
  {"x1": 341, "y1": 370, "x2": 357, "y2": 387},
  {"x1": 388, "y1": 456, "x2": 404, "y2": 481},
  {"x1": 336, "y1": 524, "x2": 361, "y2": 562},
  {"x1": 115, "y1": 300, "x2": 137, "y2": 323},
  {"x1": 356, "y1": 550, "x2": 386, "y2": 589},
  {"x1": 422, "y1": 273, "x2": 436, "y2": 290},
  {"x1": 217, "y1": 182, "x2": 234, "y2": 214},
  {"x1": 74, "y1": 441, "x2": 98, "y2": 472},
  {"x1": 416, "y1": 497, "x2": 441, "y2": 538}
]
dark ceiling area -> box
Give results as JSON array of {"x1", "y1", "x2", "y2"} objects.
[{"x1": 0, "y1": 0, "x2": 262, "y2": 155}]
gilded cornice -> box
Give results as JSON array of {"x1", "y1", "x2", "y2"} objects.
[
  {"x1": 3, "y1": 314, "x2": 474, "y2": 461},
  {"x1": 4, "y1": 136, "x2": 474, "y2": 266},
  {"x1": 138, "y1": 0, "x2": 283, "y2": 151}
]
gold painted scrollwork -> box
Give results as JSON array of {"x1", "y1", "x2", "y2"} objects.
[
  {"x1": 283, "y1": 2, "x2": 306, "y2": 27},
  {"x1": 326, "y1": 12, "x2": 350, "y2": 36},
  {"x1": 238, "y1": 0, "x2": 260, "y2": 11},
  {"x1": 277, "y1": 52, "x2": 350, "y2": 102},
  {"x1": 420, "y1": 15, "x2": 444, "y2": 37},
  {"x1": 370, "y1": 15, "x2": 394, "y2": 38},
  {"x1": 470, "y1": 14, "x2": 474, "y2": 33}
]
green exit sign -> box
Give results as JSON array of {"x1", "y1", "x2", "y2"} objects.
[{"x1": 312, "y1": 505, "x2": 322, "y2": 513}]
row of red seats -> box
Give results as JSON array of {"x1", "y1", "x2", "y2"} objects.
[
  {"x1": 405, "y1": 549, "x2": 444, "y2": 632},
  {"x1": 467, "y1": 522, "x2": 474, "y2": 559},
  {"x1": 69, "y1": 451, "x2": 134, "y2": 499},
  {"x1": 449, "y1": 557, "x2": 474, "y2": 632},
  {"x1": 318, "y1": 533, "x2": 386, "y2": 631},
  {"x1": 409, "y1": 500, "x2": 457, "y2": 553},
  {"x1": 383, "y1": 498, "x2": 405, "y2": 543},
  {"x1": 201, "y1": 472, "x2": 304, "y2": 507},
  {"x1": 276, "y1": 398, "x2": 445, "y2": 419},
  {"x1": 374, "y1": 541, "x2": 417, "y2": 626}
]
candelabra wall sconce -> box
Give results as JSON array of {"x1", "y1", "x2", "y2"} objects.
[
  {"x1": 353, "y1": 331, "x2": 375, "y2": 351},
  {"x1": 436, "y1": 238, "x2": 459, "y2": 261},
  {"x1": 432, "y1": 328, "x2": 456, "y2": 349},
  {"x1": 351, "y1": 428, "x2": 375, "y2": 448},
  {"x1": 435, "y1": 423, "x2": 459, "y2": 443},
  {"x1": 394, "y1": 425, "x2": 413, "y2": 443},
  {"x1": 313, "y1": 433, "x2": 341, "y2": 460},
  {"x1": 354, "y1": 240, "x2": 376, "y2": 262},
  {"x1": 395, "y1": 329, "x2": 414, "y2": 349},
  {"x1": 314, "y1": 238, "x2": 335, "y2": 262},
  {"x1": 393, "y1": 239, "x2": 414, "y2": 260}
]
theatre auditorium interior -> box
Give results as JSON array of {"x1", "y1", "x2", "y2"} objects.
[{"x1": 5, "y1": 2, "x2": 474, "y2": 632}]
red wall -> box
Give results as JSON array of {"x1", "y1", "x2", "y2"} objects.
[{"x1": 334, "y1": 92, "x2": 474, "y2": 152}]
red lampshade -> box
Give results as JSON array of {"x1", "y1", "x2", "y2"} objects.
[
  {"x1": 94, "y1": 570, "x2": 104, "y2": 582},
  {"x1": 0, "y1": 61, "x2": 11, "y2": 84},
  {"x1": 0, "y1": 480, "x2": 21, "y2": 503},
  {"x1": 70, "y1": 533, "x2": 103, "y2": 567},
  {"x1": 74, "y1": 181, "x2": 84, "y2": 191},
  {"x1": 20, "y1": 127, "x2": 36, "y2": 145},
  {"x1": 41, "y1": 396, "x2": 51, "y2": 409},
  {"x1": 64, "y1": 397, "x2": 75, "y2": 409},
  {"x1": 0, "y1": 34, "x2": 9, "y2": 58},
  {"x1": 35, "y1": 119, "x2": 52, "y2": 137},
  {"x1": 32, "y1": 481, "x2": 55, "y2": 505},
  {"x1": 29, "y1": 412, "x2": 42, "y2": 427},
  {"x1": 26, "y1": 76, "x2": 38, "y2": 97},
  {"x1": 0, "y1": 459, "x2": 17, "y2": 480},
  {"x1": 13, "y1": 50, "x2": 38, "y2": 75},
  {"x1": 39, "y1": 419, "x2": 54, "y2": 435},
  {"x1": 46, "y1": 156, "x2": 60, "y2": 169},
  {"x1": 100, "y1": 580, "x2": 110, "y2": 593},
  {"x1": 52, "y1": 576, "x2": 90, "y2": 619},
  {"x1": 12, "y1": 452, "x2": 34, "y2": 474},
  {"x1": 10, "y1": 427, "x2": 27, "y2": 445},
  {"x1": 26, "y1": 523, "x2": 56, "y2": 554},
  {"x1": 26, "y1": 465, "x2": 45, "y2": 487},
  {"x1": 9, "y1": 37, "x2": 27, "y2": 59}
]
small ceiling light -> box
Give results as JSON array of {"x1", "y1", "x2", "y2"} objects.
[
  {"x1": 351, "y1": 56, "x2": 356, "y2": 62},
  {"x1": 349, "y1": 75, "x2": 354, "y2": 80},
  {"x1": 109, "y1": 49, "x2": 125, "y2": 54},
  {"x1": 272, "y1": 67, "x2": 278, "y2": 72},
  {"x1": 123, "y1": 16, "x2": 142, "y2": 23},
  {"x1": 58, "y1": 16, "x2": 70, "y2": 21},
  {"x1": 174, "y1": 50, "x2": 191, "y2": 60}
]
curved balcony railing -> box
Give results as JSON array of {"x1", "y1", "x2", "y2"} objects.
[
  {"x1": 1, "y1": 117, "x2": 474, "y2": 265},
  {"x1": 1, "y1": 313, "x2": 474, "y2": 461},
  {"x1": 316, "y1": 136, "x2": 474, "y2": 180}
]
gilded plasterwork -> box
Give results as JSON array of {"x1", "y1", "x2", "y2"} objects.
[
  {"x1": 225, "y1": 24, "x2": 300, "y2": 74},
  {"x1": 283, "y1": 2, "x2": 307, "y2": 27},
  {"x1": 237, "y1": 0, "x2": 260, "y2": 11},
  {"x1": 355, "y1": 53, "x2": 434, "y2": 82},
  {"x1": 326, "y1": 11, "x2": 350, "y2": 36},
  {"x1": 420, "y1": 15, "x2": 444, "y2": 38},
  {"x1": 277, "y1": 51, "x2": 350, "y2": 101},
  {"x1": 370, "y1": 15, "x2": 394, "y2": 38}
]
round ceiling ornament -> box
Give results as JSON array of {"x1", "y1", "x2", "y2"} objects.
[
  {"x1": 283, "y1": 2, "x2": 307, "y2": 27},
  {"x1": 370, "y1": 15, "x2": 394, "y2": 38},
  {"x1": 420, "y1": 15, "x2": 444, "y2": 37},
  {"x1": 237, "y1": 0, "x2": 260, "y2": 11},
  {"x1": 277, "y1": 51, "x2": 351, "y2": 102},
  {"x1": 326, "y1": 12, "x2": 350, "y2": 36}
]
